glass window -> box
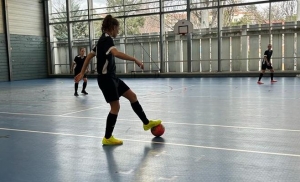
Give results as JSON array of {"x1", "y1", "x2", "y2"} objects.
[
  {"x1": 93, "y1": 0, "x2": 124, "y2": 18},
  {"x1": 92, "y1": 20, "x2": 103, "y2": 39},
  {"x1": 191, "y1": 0, "x2": 218, "y2": 9},
  {"x1": 49, "y1": 0, "x2": 67, "y2": 23},
  {"x1": 124, "y1": 0, "x2": 160, "y2": 15},
  {"x1": 47, "y1": 0, "x2": 300, "y2": 75},
  {"x1": 52, "y1": 23, "x2": 68, "y2": 41},
  {"x1": 163, "y1": 0, "x2": 187, "y2": 12},
  {"x1": 70, "y1": 0, "x2": 88, "y2": 21},
  {"x1": 125, "y1": 16, "x2": 146, "y2": 36},
  {"x1": 49, "y1": 23, "x2": 70, "y2": 74},
  {"x1": 72, "y1": 22, "x2": 89, "y2": 40}
]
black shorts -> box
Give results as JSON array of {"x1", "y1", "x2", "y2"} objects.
[
  {"x1": 261, "y1": 64, "x2": 273, "y2": 70},
  {"x1": 97, "y1": 75, "x2": 130, "y2": 103}
]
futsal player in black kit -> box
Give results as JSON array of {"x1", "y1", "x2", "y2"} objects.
[
  {"x1": 74, "y1": 15, "x2": 162, "y2": 145},
  {"x1": 257, "y1": 44, "x2": 277, "y2": 84},
  {"x1": 71, "y1": 47, "x2": 89, "y2": 96}
]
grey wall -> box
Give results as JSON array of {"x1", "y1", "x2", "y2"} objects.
[
  {"x1": 0, "y1": 34, "x2": 8, "y2": 81},
  {"x1": 0, "y1": 0, "x2": 3, "y2": 33},
  {"x1": 0, "y1": 0, "x2": 9, "y2": 81},
  {"x1": 10, "y1": 35, "x2": 47, "y2": 80},
  {"x1": 0, "y1": 0, "x2": 47, "y2": 81}
]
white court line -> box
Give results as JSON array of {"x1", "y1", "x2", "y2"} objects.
[
  {"x1": 0, "y1": 111, "x2": 59, "y2": 117},
  {"x1": 166, "y1": 95, "x2": 300, "y2": 100},
  {"x1": 1, "y1": 127, "x2": 300, "y2": 158},
  {"x1": 59, "y1": 108, "x2": 101, "y2": 116},
  {"x1": 59, "y1": 85, "x2": 196, "y2": 116},
  {"x1": 0, "y1": 111, "x2": 78, "y2": 118},
  {"x1": 162, "y1": 122, "x2": 300, "y2": 132},
  {"x1": 1, "y1": 111, "x2": 300, "y2": 133}
]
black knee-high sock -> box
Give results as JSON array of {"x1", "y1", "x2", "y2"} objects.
[
  {"x1": 82, "y1": 82, "x2": 87, "y2": 91},
  {"x1": 131, "y1": 101, "x2": 149, "y2": 125},
  {"x1": 75, "y1": 83, "x2": 78, "y2": 93},
  {"x1": 271, "y1": 73, "x2": 274, "y2": 80},
  {"x1": 105, "y1": 113, "x2": 118, "y2": 139},
  {"x1": 258, "y1": 73, "x2": 264, "y2": 81}
]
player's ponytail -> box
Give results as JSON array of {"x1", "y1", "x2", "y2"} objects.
[{"x1": 101, "y1": 15, "x2": 119, "y2": 33}]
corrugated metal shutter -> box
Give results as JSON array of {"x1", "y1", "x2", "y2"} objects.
[
  {"x1": 7, "y1": 0, "x2": 44, "y2": 36},
  {"x1": 2, "y1": 0, "x2": 48, "y2": 81},
  {"x1": 0, "y1": 0, "x2": 9, "y2": 81}
]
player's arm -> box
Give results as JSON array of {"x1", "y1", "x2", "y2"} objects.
[
  {"x1": 264, "y1": 57, "x2": 270, "y2": 65},
  {"x1": 110, "y1": 48, "x2": 144, "y2": 69},
  {"x1": 80, "y1": 53, "x2": 95, "y2": 75},
  {"x1": 263, "y1": 55, "x2": 268, "y2": 62},
  {"x1": 70, "y1": 61, "x2": 75, "y2": 73},
  {"x1": 74, "y1": 53, "x2": 94, "y2": 82},
  {"x1": 263, "y1": 51, "x2": 270, "y2": 65}
]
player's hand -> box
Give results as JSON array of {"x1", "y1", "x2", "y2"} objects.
[
  {"x1": 74, "y1": 73, "x2": 83, "y2": 82},
  {"x1": 135, "y1": 60, "x2": 144, "y2": 69}
]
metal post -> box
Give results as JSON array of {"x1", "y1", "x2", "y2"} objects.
[
  {"x1": 2, "y1": 0, "x2": 12, "y2": 80},
  {"x1": 43, "y1": 0, "x2": 52, "y2": 75},
  {"x1": 217, "y1": 0, "x2": 221, "y2": 72},
  {"x1": 187, "y1": 0, "x2": 192, "y2": 72},
  {"x1": 269, "y1": 1, "x2": 271, "y2": 43},
  {"x1": 88, "y1": 0, "x2": 92, "y2": 49},
  {"x1": 159, "y1": 0, "x2": 165, "y2": 73},
  {"x1": 88, "y1": 0, "x2": 94, "y2": 72},
  {"x1": 66, "y1": 0, "x2": 73, "y2": 70}
]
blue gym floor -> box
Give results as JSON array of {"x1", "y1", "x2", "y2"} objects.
[{"x1": 1, "y1": 77, "x2": 300, "y2": 182}]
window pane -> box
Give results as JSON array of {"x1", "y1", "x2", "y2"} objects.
[
  {"x1": 139, "y1": 15, "x2": 160, "y2": 34},
  {"x1": 219, "y1": 3, "x2": 270, "y2": 72},
  {"x1": 49, "y1": 24, "x2": 70, "y2": 74},
  {"x1": 163, "y1": 0, "x2": 187, "y2": 12},
  {"x1": 92, "y1": 0, "x2": 122, "y2": 19},
  {"x1": 70, "y1": 0, "x2": 88, "y2": 21},
  {"x1": 271, "y1": 0, "x2": 298, "y2": 71},
  {"x1": 125, "y1": 16, "x2": 146, "y2": 35},
  {"x1": 124, "y1": 0, "x2": 160, "y2": 15},
  {"x1": 52, "y1": 23, "x2": 68, "y2": 41},
  {"x1": 49, "y1": 0, "x2": 67, "y2": 23},
  {"x1": 72, "y1": 22, "x2": 89, "y2": 40},
  {"x1": 92, "y1": 20, "x2": 103, "y2": 39},
  {"x1": 191, "y1": 9, "x2": 218, "y2": 29},
  {"x1": 191, "y1": 0, "x2": 218, "y2": 9}
]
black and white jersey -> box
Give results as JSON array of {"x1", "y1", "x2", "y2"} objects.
[
  {"x1": 73, "y1": 55, "x2": 87, "y2": 73},
  {"x1": 92, "y1": 33, "x2": 116, "y2": 76},
  {"x1": 263, "y1": 49, "x2": 273, "y2": 64}
]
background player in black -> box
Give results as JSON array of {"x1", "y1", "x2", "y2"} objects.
[
  {"x1": 71, "y1": 47, "x2": 89, "y2": 96},
  {"x1": 74, "y1": 15, "x2": 162, "y2": 145},
  {"x1": 257, "y1": 44, "x2": 277, "y2": 84}
]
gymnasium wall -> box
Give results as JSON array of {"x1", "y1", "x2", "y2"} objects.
[
  {"x1": 0, "y1": 0, "x2": 9, "y2": 81},
  {"x1": 0, "y1": 0, "x2": 3, "y2": 34},
  {"x1": 8, "y1": 0, "x2": 47, "y2": 80},
  {"x1": 0, "y1": 0, "x2": 47, "y2": 81}
]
